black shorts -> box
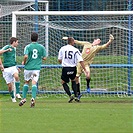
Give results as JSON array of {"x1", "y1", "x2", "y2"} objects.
[{"x1": 61, "y1": 67, "x2": 77, "y2": 83}]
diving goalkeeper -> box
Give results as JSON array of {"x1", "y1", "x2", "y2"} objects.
[{"x1": 62, "y1": 34, "x2": 114, "y2": 100}]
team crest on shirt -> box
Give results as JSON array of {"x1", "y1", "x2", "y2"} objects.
[{"x1": 86, "y1": 48, "x2": 90, "y2": 54}]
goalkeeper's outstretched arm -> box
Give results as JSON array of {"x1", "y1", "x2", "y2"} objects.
[
  {"x1": 109, "y1": 34, "x2": 114, "y2": 42},
  {"x1": 102, "y1": 34, "x2": 114, "y2": 48},
  {"x1": 107, "y1": 34, "x2": 114, "y2": 45}
]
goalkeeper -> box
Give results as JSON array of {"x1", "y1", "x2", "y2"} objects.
[{"x1": 62, "y1": 34, "x2": 114, "y2": 100}]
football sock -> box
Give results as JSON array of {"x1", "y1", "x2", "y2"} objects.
[
  {"x1": 9, "y1": 90, "x2": 15, "y2": 98},
  {"x1": 32, "y1": 85, "x2": 37, "y2": 99},
  {"x1": 76, "y1": 83, "x2": 80, "y2": 95},
  {"x1": 15, "y1": 81, "x2": 20, "y2": 94},
  {"x1": 62, "y1": 83, "x2": 71, "y2": 96},
  {"x1": 72, "y1": 81, "x2": 77, "y2": 97},
  {"x1": 23, "y1": 84, "x2": 29, "y2": 99},
  {"x1": 86, "y1": 78, "x2": 91, "y2": 88}
]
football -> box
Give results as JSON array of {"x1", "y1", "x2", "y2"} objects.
[{"x1": 62, "y1": 37, "x2": 68, "y2": 40}]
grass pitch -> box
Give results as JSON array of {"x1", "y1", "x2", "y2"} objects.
[{"x1": 0, "y1": 94, "x2": 132, "y2": 133}]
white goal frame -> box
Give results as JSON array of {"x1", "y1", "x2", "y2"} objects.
[
  {"x1": 12, "y1": 10, "x2": 133, "y2": 31},
  {"x1": 12, "y1": 1, "x2": 49, "y2": 56},
  {"x1": 12, "y1": 10, "x2": 133, "y2": 55},
  {"x1": 12, "y1": 10, "x2": 133, "y2": 95}
]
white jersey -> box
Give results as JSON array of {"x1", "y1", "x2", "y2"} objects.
[{"x1": 58, "y1": 44, "x2": 83, "y2": 67}]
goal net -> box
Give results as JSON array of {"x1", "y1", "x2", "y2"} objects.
[
  {"x1": 12, "y1": 11, "x2": 133, "y2": 96},
  {"x1": 0, "y1": 0, "x2": 48, "y2": 93}
]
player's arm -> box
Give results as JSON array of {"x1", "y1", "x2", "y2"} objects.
[
  {"x1": 0, "y1": 58, "x2": 4, "y2": 71},
  {"x1": 42, "y1": 45, "x2": 47, "y2": 60},
  {"x1": 105, "y1": 34, "x2": 114, "y2": 46},
  {"x1": 0, "y1": 48, "x2": 12, "y2": 55},
  {"x1": 100, "y1": 34, "x2": 114, "y2": 49},
  {"x1": 58, "y1": 48, "x2": 62, "y2": 64},
  {"x1": 43, "y1": 57, "x2": 47, "y2": 60},
  {"x1": 22, "y1": 55, "x2": 28, "y2": 65},
  {"x1": 43, "y1": 46, "x2": 47, "y2": 60},
  {"x1": 22, "y1": 46, "x2": 28, "y2": 65},
  {"x1": 58, "y1": 59, "x2": 62, "y2": 64},
  {"x1": 74, "y1": 40, "x2": 89, "y2": 46}
]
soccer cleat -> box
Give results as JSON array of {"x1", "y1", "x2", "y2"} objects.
[
  {"x1": 75, "y1": 97, "x2": 80, "y2": 102},
  {"x1": 12, "y1": 98, "x2": 17, "y2": 103},
  {"x1": 87, "y1": 87, "x2": 90, "y2": 93},
  {"x1": 16, "y1": 94, "x2": 22, "y2": 99},
  {"x1": 68, "y1": 96, "x2": 74, "y2": 103},
  {"x1": 30, "y1": 98, "x2": 35, "y2": 108},
  {"x1": 75, "y1": 94, "x2": 82, "y2": 102},
  {"x1": 19, "y1": 99, "x2": 26, "y2": 106}
]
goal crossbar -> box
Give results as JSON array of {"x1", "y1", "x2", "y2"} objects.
[{"x1": 12, "y1": 11, "x2": 133, "y2": 16}]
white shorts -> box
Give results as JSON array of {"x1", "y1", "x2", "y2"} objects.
[
  {"x1": 2, "y1": 66, "x2": 18, "y2": 84},
  {"x1": 24, "y1": 70, "x2": 40, "y2": 82}
]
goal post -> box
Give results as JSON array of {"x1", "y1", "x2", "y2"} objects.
[
  {"x1": 12, "y1": 1, "x2": 49, "y2": 56},
  {"x1": 12, "y1": 10, "x2": 133, "y2": 96},
  {"x1": 11, "y1": 0, "x2": 49, "y2": 97}
]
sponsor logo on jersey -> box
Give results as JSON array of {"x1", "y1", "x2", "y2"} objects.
[{"x1": 86, "y1": 48, "x2": 90, "y2": 54}]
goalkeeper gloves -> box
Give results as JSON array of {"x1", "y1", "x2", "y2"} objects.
[{"x1": 109, "y1": 34, "x2": 114, "y2": 42}]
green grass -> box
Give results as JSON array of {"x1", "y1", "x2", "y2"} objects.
[{"x1": 0, "y1": 94, "x2": 132, "y2": 133}]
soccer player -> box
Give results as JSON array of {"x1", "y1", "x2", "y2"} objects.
[
  {"x1": 19, "y1": 32, "x2": 46, "y2": 108},
  {"x1": 58, "y1": 37, "x2": 88, "y2": 103},
  {"x1": 75, "y1": 34, "x2": 114, "y2": 97},
  {"x1": 62, "y1": 34, "x2": 114, "y2": 100},
  {"x1": 0, "y1": 37, "x2": 21, "y2": 102}
]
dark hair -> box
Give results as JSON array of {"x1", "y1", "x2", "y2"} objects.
[
  {"x1": 10, "y1": 37, "x2": 18, "y2": 44},
  {"x1": 31, "y1": 32, "x2": 38, "y2": 42},
  {"x1": 68, "y1": 37, "x2": 74, "y2": 44}
]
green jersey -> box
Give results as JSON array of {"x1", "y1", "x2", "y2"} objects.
[
  {"x1": 24, "y1": 42, "x2": 46, "y2": 70},
  {"x1": 1, "y1": 45, "x2": 16, "y2": 67}
]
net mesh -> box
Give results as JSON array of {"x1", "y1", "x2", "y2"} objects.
[
  {"x1": 0, "y1": 0, "x2": 133, "y2": 96},
  {"x1": 0, "y1": 0, "x2": 47, "y2": 91},
  {"x1": 0, "y1": 3, "x2": 34, "y2": 18},
  {"x1": 14, "y1": 13, "x2": 133, "y2": 95}
]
